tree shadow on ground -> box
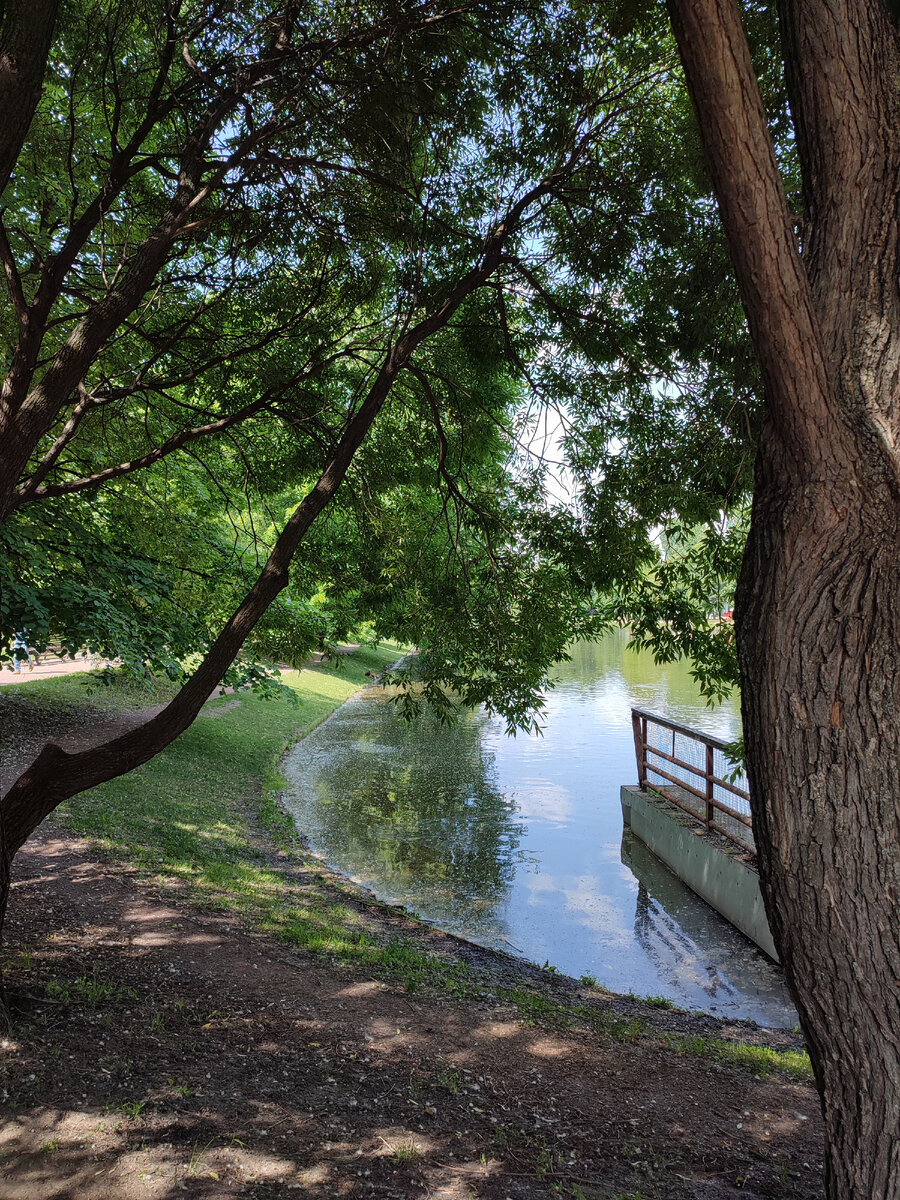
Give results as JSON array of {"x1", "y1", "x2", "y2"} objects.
[{"x1": 0, "y1": 834, "x2": 824, "y2": 1200}]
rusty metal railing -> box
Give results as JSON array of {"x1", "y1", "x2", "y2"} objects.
[{"x1": 630, "y1": 707, "x2": 754, "y2": 852}]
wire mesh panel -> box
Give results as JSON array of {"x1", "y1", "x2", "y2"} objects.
[
  {"x1": 632, "y1": 708, "x2": 754, "y2": 852},
  {"x1": 710, "y1": 744, "x2": 749, "y2": 818}
]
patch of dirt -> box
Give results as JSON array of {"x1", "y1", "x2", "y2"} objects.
[
  {"x1": 0, "y1": 833, "x2": 825, "y2": 1200},
  {"x1": 0, "y1": 694, "x2": 169, "y2": 793},
  {"x1": 0, "y1": 687, "x2": 241, "y2": 792}
]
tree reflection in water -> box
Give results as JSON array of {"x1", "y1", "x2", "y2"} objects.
[
  {"x1": 284, "y1": 689, "x2": 525, "y2": 930},
  {"x1": 281, "y1": 639, "x2": 797, "y2": 1025}
]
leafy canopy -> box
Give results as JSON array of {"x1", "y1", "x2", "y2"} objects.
[{"x1": 0, "y1": 0, "x2": 796, "y2": 717}]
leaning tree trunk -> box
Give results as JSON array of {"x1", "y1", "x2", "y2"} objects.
[
  {"x1": 667, "y1": 0, "x2": 900, "y2": 1194},
  {"x1": 0, "y1": 174, "x2": 553, "y2": 949}
]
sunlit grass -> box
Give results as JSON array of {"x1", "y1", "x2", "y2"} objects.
[
  {"x1": 496, "y1": 986, "x2": 810, "y2": 1079},
  {"x1": 663, "y1": 1033, "x2": 813, "y2": 1081},
  {"x1": 5, "y1": 670, "x2": 181, "y2": 710},
  {"x1": 37, "y1": 643, "x2": 487, "y2": 999},
  {"x1": 50, "y1": 643, "x2": 437, "y2": 978}
]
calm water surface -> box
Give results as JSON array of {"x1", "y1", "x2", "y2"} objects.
[{"x1": 281, "y1": 632, "x2": 796, "y2": 1026}]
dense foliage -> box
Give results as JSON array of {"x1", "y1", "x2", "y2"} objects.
[{"x1": 0, "y1": 0, "x2": 796, "y2": 716}]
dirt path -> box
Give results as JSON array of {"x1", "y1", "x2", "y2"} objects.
[
  {"x1": 0, "y1": 654, "x2": 117, "y2": 688},
  {"x1": 0, "y1": 642, "x2": 360, "y2": 689},
  {"x1": 2, "y1": 830, "x2": 824, "y2": 1200}
]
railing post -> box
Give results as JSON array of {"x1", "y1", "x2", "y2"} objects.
[
  {"x1": 631, "y1": 709, "x2": 647, "y2": 787},
  {"x1": 705, "y1": 742, "x2": 715, "y2": 829}
]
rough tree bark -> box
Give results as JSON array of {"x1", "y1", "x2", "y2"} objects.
[
  {"x1": 667, "y1": 0, "x2": 900, "y2": 1194},
  {"x1": 0, "y1": 0, "x2": 62, "y2": 959},
  {"x1": 0, "y1": 0, "x2": 60, "y2": 196}
]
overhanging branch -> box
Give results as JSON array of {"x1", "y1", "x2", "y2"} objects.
[{"x1": 12, "y1": 394, "x2": 273, "y2": 507}]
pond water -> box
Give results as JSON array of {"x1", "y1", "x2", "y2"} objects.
[{"x1": 281, "y1": 631, "x2": 796, "y2": 1026}]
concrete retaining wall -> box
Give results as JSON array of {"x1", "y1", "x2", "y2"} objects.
[{"x1": 620, "y1": 785, "x2": 778, "y2": 962}]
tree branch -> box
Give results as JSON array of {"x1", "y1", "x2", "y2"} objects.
[
  {"x1": 407, "y1": 362, "x2": 511, "y2": 554},
  {"x1": 13, "y1": 383, "x2": 102, "y2": 496},
  {"x1": 12, "y1": 394, "x2": 275, "y2": 507},
  {"x1": 666, "y1": 0, "x2": 840, "y2": 475},
  {"x1": 0, "y1": 216, "x2": 26, "y2": 329}
]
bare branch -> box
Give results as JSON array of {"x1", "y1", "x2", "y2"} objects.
[{"x1": 14, "y1": 383, "x2": 108, "y2": 496}]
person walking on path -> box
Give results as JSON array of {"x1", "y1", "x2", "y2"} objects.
[{"x1": 10, "y1": 631, "x2": 35, "y2": 672}]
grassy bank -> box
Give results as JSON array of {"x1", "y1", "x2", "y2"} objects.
[
  {"x1": 5, "y1": 645, "x2": 812, "y2": 1083},
  {"x1": 51, "y1": 643, "x2": 417, "y2": 964}
]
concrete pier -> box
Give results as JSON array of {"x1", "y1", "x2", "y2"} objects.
[{"x1": 621, "y1": 784, "x2": 778, "y2": 962}]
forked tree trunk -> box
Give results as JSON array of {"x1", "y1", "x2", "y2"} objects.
[{"x1": 667, "y1": 0, "x2": 900, "y2": 1194}]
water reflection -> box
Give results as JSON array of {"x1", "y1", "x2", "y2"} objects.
[
  {"x1": 283, "y1": 696, "x2": 527, "y2": 937},
  {"x1": 622, "y1": 832, "x2": 791, "y2": 1021},
  {"x1": 281, "y1": 632, "x2": 797, "y2": 1026}
]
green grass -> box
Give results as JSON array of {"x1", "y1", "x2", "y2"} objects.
[
  {"x1": 56, "y1": 642, "x2": 402, "y2": 874},
  {"x1": 13, "y1": 645, "x2": 477, "y2": 1001},
  {"x1": 663, "y1": 1032, "x2": 813, "y2": 1082},
  {"x1": 390, "y1": 1139, "x2": 422, "y2": 1163},
  {"x1": 21, "y1": 643, "x2": 496, "y2": 1003},
  {"x1": 496, "y1": 985, "x2": 811, "y2": 1080},
  {"x1": 45, "y1": 973, "x2": 137, "y2": 1007},
  {"x1": 13, "y1": 639, "x2": 482, "y2": 998},
  {"x1": 5, "y1": 670, "x2": 181, "y2": 712},
  {"x1": 378, "y1": 940, "x2": 471, "y2": 994},
  {"x1": 498, "y1": 986, "x2": 558, "y2": 1025},
  {"x1": 111, "y1": 1100, "x2": 147, "y2": 1119},
  {"x1": 498, "y1": 986, "x2": 647, "y2": 1039}
]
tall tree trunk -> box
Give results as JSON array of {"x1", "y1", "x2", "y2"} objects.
[
  {"x1": 0, "y1": 0, "x2": 59, "y2": 198},
  {"x1": 667, "y1": 0, "x2": 900, "y2": 1194},
  {"x1": 739, "y1": 405, "x2": 900, "y2": 1198}
]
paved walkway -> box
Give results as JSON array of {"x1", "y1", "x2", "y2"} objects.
[
  {"x1": 0, "y1": 654, "x2": 116, "y2": 687},
  {"x1": 0, "y1": 644, "x2": 361, "y2": 688}
]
